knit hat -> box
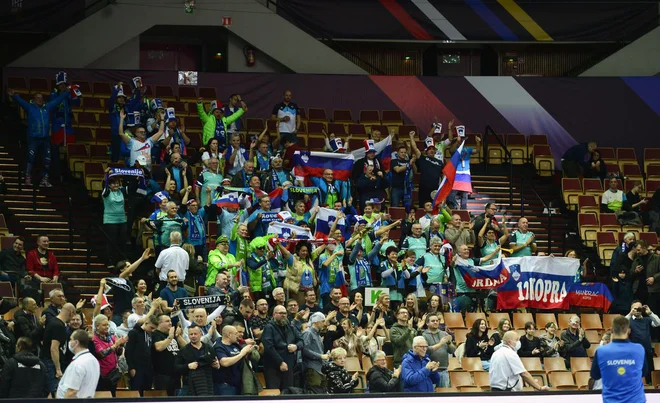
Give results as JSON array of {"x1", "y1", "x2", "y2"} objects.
[{"x1": 55, "y1": 71, "x2": 67, "y2": 85}]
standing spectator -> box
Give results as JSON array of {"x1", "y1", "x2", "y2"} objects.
[
  {"x1": 367, "y1": 350, "x2": 401, "y2": 393},
  {"x1": 447, "y1": 136, "x2": 480, "y2": 210},
  {"x1": 41, "y1": 303, "x2": 75, "y2": 396},
  {"x1": 102, "y1": 175, "x2": 127, "y2": 268},
  {"x1": 224, "y1": 94, "x2": 243, "y2": 135},
  {"x1": 633, "y1": 240, "x2": 660, "y2": 313},
  {"x1": 125, "y1": 314, "x2": 159, "y2": 393},
  {"x1": 610, "y1": 232, "x2": 636, "y2": 276},
  {"x1": 390, "y1": 307, "x2": 417, "y2": 367},
  {"x1": 400, "y1": 219, "x2": 428, "y2": 259},
  {"x1": 631, "y1": 240, "x2": 652, "y2": 303},
  {"x1": 409, "y1": 131, "x2": 443, "y2": 207},
  {"x1": 200, "y1": 138, "x2": 222, "y2": 168},
  {"x1": 247, "y1": 195, "x2": 274, "y2": 238},
  {"x1": 49, "y1": 71, "x2": 80, "y2": 183},
  {"x1": 489, "y1": 331, "x2": 549, "y2": 392},
  {"x1": 322, "y1": 347, "x2": 360, "y2": 394},
  {"x1": 0, "y1": 237, "x2": 26, "y2": 288},
  {"x1": 56, "y1": 330, "x2": 100, "y2": 398},
  {"x1": 166, "y1": 153, "x2": 193, "y2": 194},
  {"x1": 261, "y1": 305, "x2": 302, "y2": 390},
  {"x1": 108, "y1": 82, "x2": 142, "y2": 162},
  {"x1": 214, "y1": 325, "x2": 256, "y2": 395},
  {"x1": 444, "y1": 214, "x2": 475, "y2": 250},
  {"x1": 625, "y1": 300, "x2": 660, "y2": 380},
  {"x1": 610, "y1": 266, "x2": 634, "y2": 315},
  {"x1": 388, "y1": 143, "x2": 415, "y2": 208},
  {"x1": 510, "y1": 217, "x2": 536, "y2": 257},
  {"x1": 400, "y1": 336, "x2": 440, "y2": 393},
  {"x1": 561, "y1": 141, "x2": 597, "y2": 178},
  {"x1": 421, "y1": 314, "x2": 454, "y2": 388},
  {"x1": 177, "y1": 306, "x2": 222, "y2": 346},
  {"x1": 13, "y1": 298, "x2": 41, "y2": 345},
  {"x1": 159, "y1": 270, "x2": 188, "y2": 313},
  {"x1": 175, "y1": 326, "x2": 218, "y2": 396},
  {"x1": 226, "y1": 134, "x2": 251, "y2": 178},
  {"x1": 26, "y1": 235, "x2": 59, "y2": 288},
  {"x1": 230, "y1": 160, "x2": 255, "y2": 188},
  {"x1": 559, "y1": 315, "x2": 590, "y2": 368},
  {"x1": 0, "y1": 337, "x2": 49, "y2": 398},
  {"x1": 196, "y1": 157, "x2": 223, "y2": 207},
  {"x1": 465, "y1": 319, "x2": 494, "y2": 370},
  {"x1": 310, "y1": 169, "x2": 350, "y2": 208},
  {"x1": 249, "y1": 299, "x2": 271, "y2": 341},
  {"x1": 7, "y1": 88, "x2": 70, "y2": 186},
  {"x1": 518, "y1": 322, "x2": 543, "y2": 358},
  {"x1": 590, "y1": 316, "x2": 646, "y2": 402},
  {"x1": 302, "y1": 312, "x2": 329, "y2": 392},
  {"x1": 127, "y1": 296, "x2": 160, "y2": 330},
  {"x1": 92, "y1": 314, "x2": 127, "y2": 396},
  {"x1": 43, "y1": 288, "x2": 66, "y2": 326},
  {"x1": 205, "y1": 236, "x2": 240, "y2": 288},
  {"x1": 262, "y1": 156, "x2": 295, "y2": 194},
  {"x1": 152, "y1": 314, "x2": 185, "y2": 396},
  {"x1": 103, "y1": 248, "x2": 152, "y2": 326},
  {"x1": 271, "y1": 90, "x2": 300, "y2": 145},
  {"x1": 198, "y1": 97, "x2": 247, "y2": 150},
  {"x1": 118, "y1": 109, "x2": 165, "y2": 171},
  {"x1": 356, "y1": 165, "x2": 390, "y2": 212},
  {"x1": 154, "y1": 231, "x2": 189, "y2": 290}
]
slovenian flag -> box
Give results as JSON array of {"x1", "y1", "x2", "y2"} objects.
[
  {"x1": 268, "y1": 222, "x2": 314, "y2": 240},
  {"x1": 315, "y1": 207, "x2": 346, "y2": 238},
  {"x1": 455, "y1": 256, "x2": 510, "y2": 290},
  {"x1": 431, "y1": 140, "x2": 464, "y2": 213},
  {"x1": 215, "y1": 192, "x2": 239, "y2": 209},
  {"x1": 351, "y1": 135, "x2": 392, "y2": 171},
  {"x1": 293, "y1": 151, "x2": 355, "y2": 181}
]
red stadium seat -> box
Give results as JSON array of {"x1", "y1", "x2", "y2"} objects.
[
  {"x1": 578, "y1": 196, "x2": 599, "y2": 215},
  {"x1": 381, "y1": 110, "x2": 403, "y2": 125},
  {"x1": 599, "y1": 213, "x2": 619, "y2": 232},
  {"x1": 96, "y1": 128, "x2": 111, "y2": 144},
  {"x1": 8, "y1": 77, "x2": 28, "y2": 94},
  {"x1": 639, "y1": 232, "x2": 659, "y2": 247},
  {"x1": 307, "y1": 122, "x2": 325, "y2": 136},
  {"x1": 646, "y1": 180, "x2": 660, "y2": 198},
  {"x1": 332, "y1": 109, "x2": 353, "y2": 123},
  {"x1": 622, "y1": 164, "x2": 643, "y2": 183},
  {"x1": 348, "y1": 124, "x2": 367, "y2": 138},
  {"x1": 155, "y1": 85, "x2": 176, "y2": 101},
  {"x1": 92, "y1": 82, "x2": 112, "y2": 97},
  {"x1": 582, "y1": 178, "x2": 603, "y2": 197},
  {"x1": 30, "y1": 78, "x2": 49, "y2": 93},
  {"x1": 178, "y1": 86, "x2": 197, "y2": 102},
  {"x1": 198, "y1": 87, "x2": 217, "y2": 100},
  {"x1": 532, "y1": 144, "x2": 554, "y2": 176},
  {"x1": 578, "y1": 213, "x2": 599, "y2": 245},
  {"x1": 83, "y1": 97, "x2": 104, "y2": 113},
  {"x1": 327, "y1": 123, "x2": 347, "y2": 136},
  {"x1": 598, "y1": 147, "x2": 616, "y2": 163},
  {"x1": 308, "y1": 108, "x2": 328, "y2": 122},
  {"x1": 76, "y1": 128, "x2": 95, "y2": 145},
  {"x1": 506, "y1": 133, "x2": 527, "y2": 165},
  {"x1": 647, "y1": 165, "x2": 660, "y2": 179},
  {"x1": 77, "y1": 112, "x2": 99, "y2": 128},
  {"x1": 359, "y1": 110, "x2": 380, "y2": 125},
  {"x1": 562, "y1": 178, "x2": 582, "y2": 208}
]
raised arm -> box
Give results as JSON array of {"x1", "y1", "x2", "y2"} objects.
[
  {"x1": 408, "y1": 131, "x2": 421, "y2": 159},
  {"x1": 120, "y1": 248, "x2": 153, "y2": 279},
  {"x1": 149, "y1": 111, "x2": 166, "y2": 143},
  {"x1": 118, "y1": 110, "x2": 131, "y2": 145}
]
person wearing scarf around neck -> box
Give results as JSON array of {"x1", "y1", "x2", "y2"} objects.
[
  {"x1": 379, "y1": 246, "x2": 409, "y2": 305},
  {"x1": 247, "y1": 235, "x2": 278, "y2": 301},
  {"x1": 226, "y1": 134, "x2": 250, "y2": 178},
  {"x1": 347, "y1": 236, "x2": 381, "y2": 297},
  {"x1": 195, "y1": 157, "x2": 224, "y2": 207},
  {"x1": 180, "y1": 190, "x2": 212, "y2": 260}
]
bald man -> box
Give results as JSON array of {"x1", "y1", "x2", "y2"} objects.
[
  {"x1": 261, "y1": 305, "x2": 302, "y2": 390},
  {"x1": 214, "y1": 325, "x2": 255, "y2": 394},
  {"x1": 41, "y1": 303, "x2": 75, "y2": 395},
  {"x1": 510, "y1": 217, "x2": 536, "y2": 257},
  {"x1": 489, "y1": 331, "x2": 548, "y2": 392}
]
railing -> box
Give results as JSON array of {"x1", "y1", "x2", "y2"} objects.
[
  {"x1": 482, "y1": 125, "x2": 554, "y2": 253},
  {"x1": 264, "y1": 0, "x2": 385, "y2": 75}
]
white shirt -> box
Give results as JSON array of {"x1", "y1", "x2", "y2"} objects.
[
  {"x1": 56, "y1": 349, "x2": 100, "y2": 399},
  {"x1": 127, "y1": 313, "x2": 146, "y2": 330},
  {"x1": 154, "y1": 244, "x2": 189, "y2": 281},
  {"x1": 489, "y1": 344, "x2": 526, "y2": 391},
  {"x1": 128, "y1": 138, "x2": 154, "y2": 169}
]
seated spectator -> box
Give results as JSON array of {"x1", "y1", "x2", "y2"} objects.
[
  {"x1": 464, "y1": 319, "x2": 494, "y2": 370},
  {"x1": 322, "y1": 347, "x2": 360, "y2": 394},
  {"x1": 539, "y1": 322, "x2": 562, "y2": 358},
  {"x1": 559, "y1": 315, "x2": 590, "y2": 368},
  {"x1": 627, "y1": 181, "x2": 650, "y2": 223},
  {"x1": 367, "y1": 350, "x2": 401, "y2": 393},
  {"x1": 214, "y1": 325, "x2": 256, "y2": 395},
  {"x1": 401, "y1": 336, "x2": 440, "y2": 393},
  {"x1": 26, "y1": 235, "x2": 59, "y2": 288},
  {"x1": 601, "y1": 177, "x2": 628, "y2": 215},
  {"x1": 0, "y1": 337, "x2": 49, "y2": 398},
  {"x1": 175, "y1": 325, "x2": 219, "y2": 396},
  {"x1": 519, "y1": 322, "x2": 542, "y2": 358},
  {"x1": 489, "y1": 318, "x2": 511, "y2": 351},
  {"x1": 584, "y1": 149, "x2": 607, "y2": 181},
  {"x1": 56, "y1": 330, "x2": 100, "y2": 399},
  {"x1": 361, "y1": 318, "x2": 389, "y2": 363},
  {"x1": 0, "y1": 237, "x2": 27, "y2": 289},
  {"x1": 561, "y1": 141, "x2": 597, "y2": 178},
  {"x1": 93, "y1": 314, "x2": 127, "y2": 395},
  {"x1": 166, "y1": 153, "x2": 193, "y2": 194}
]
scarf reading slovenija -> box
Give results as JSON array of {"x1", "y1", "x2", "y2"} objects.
[{"x1": 106, "y1": 168, "x2": 147, "y2": 195}]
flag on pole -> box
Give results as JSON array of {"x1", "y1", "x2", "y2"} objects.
[
  {"x1": 351, "y1": 135, "x2": 393, "y2": 171},
  {"x1": 315, "y1": 207, "x2": 346, "y2": 238}
]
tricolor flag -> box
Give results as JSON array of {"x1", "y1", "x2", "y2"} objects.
[
  {"x1": 215, "y1": 192, "x2": 239, "y2": 209},
  {"x1": 268, "y1": 187, "x2": 287, "y2": 212},
  {"x1": 268, "y1": 222, "x2": 314, "y2": 240},
  {"x1": 431, "y1": 140, "x2": 464, "y2": 212},
  {"x1": 455, "y1": 257, "x2": 510, "y2": 290},
  {"x1": 315, "y1": 207, "x2": 346, "y2": 238},
  {"x1": 351, "y1": 135, "x2": 392, "y2": 171},
  {"x1": 293, "y1": 151, "x2": 355, "y2": 181}
]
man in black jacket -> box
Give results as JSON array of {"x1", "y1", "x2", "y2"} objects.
[
  {"x1": 125, "y1": 314, "x2": 158, "y2": 394},
  {"x1": 261, "y1": 305, "x2": 303, "y2": 390},
  {"x1": 0, "y1": 337, "x2": 49, "y2": 398},
  {"x1": 13, "y1": 297, "x2": 42, "y2": 348},
  {"x1": 175, "y1": 325, "x2": 218, "y2": 396},
  {"x1": 367, "y1": 350, "x2": 402, "y2": 393}
]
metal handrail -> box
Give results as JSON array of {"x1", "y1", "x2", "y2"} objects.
[{"x1": 483, "y1": 125, "x2": 514, "y2": 206}]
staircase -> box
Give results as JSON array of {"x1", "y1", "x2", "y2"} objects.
[
  {"x1": 0, "y1": 139, "x2": 109, "y2": 303},
  {"x1": 467, "y1": 166, "x2": 569, "y2": 255}
]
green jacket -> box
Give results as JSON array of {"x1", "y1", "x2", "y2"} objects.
[
  {"x1": 197, "y1": 102, "x2": 245, "y2": 146},
  {"x1": 390, "y1": 323, "x2": 417, "y2": 367},
  {"x1": 206, "y1": 249, "x2": 237, "y2": 287}
]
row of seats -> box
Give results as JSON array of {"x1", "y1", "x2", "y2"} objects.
[
  {"x1": 443, "y1": 311, "x2": 611, "y2": 331},
  {"x1": 564, "y1": 178, "x2": 660, "y2": 209},
  {"x1": 592, "y1": 147, "x2": 660, "y2": 175}
]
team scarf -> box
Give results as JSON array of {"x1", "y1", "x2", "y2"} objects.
[
  {"x1": 355, "y1": 258, "x2": 371, "y2": 287},
  {"x1": 185, "y1": 210, "x2": 205, "y2": 243},
  {"x1": 403, "y1": 160, "x2": 414, "y2": 212},
  {"x1": 288, "y1": 186, "x2": 319, "y2": 195},
  {"x1": 256, "y1": 152, "x2": 270, "y2": 172},
  {"x1": 169, "y1": 128, "x2": 187, "y2": 156},
  {"x1": 106, "y1": 168, "x2": 147, "y2": 195}
]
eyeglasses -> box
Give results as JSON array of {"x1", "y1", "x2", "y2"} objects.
[{"x1": 416, "y1": 345, "x2": 429, "y2": 349}]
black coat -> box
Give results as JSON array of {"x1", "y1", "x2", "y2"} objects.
[
  {"x1": 174, "y1": 342, "x2": 215, "y2": 396},
  {"x1": 366, "y1": 365, "x2": 400, "y2": 393},
  {"x1": 0, "y1": 352, "x2": 49, "y2": 398},
  {"x1": 261, "y1": 321, "x2": 302, "y2": 370},
  {"x1": 13, "y1": 310, "x2": 42, "y2": 351}
]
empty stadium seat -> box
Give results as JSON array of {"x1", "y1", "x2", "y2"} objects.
[
  {"x1": 562, "y1": 178, "x2": 582, "y2": 209},
  {"x1": 308, "y1": 108, "x2": 328, "y2": 122},
  {"x1": 598, "y1": 147, "x2": 616, "y2": 164},
  {"x1": 622, "y1": 163, "x2": 643, "y2": 183},
  {"x1": 578, "y1": 213, "x2": 599, "y2": 246},
  {"x1": 640, "y1": 232, "x2": 659, "y2": 246},
  {"x1": 488, "y1": 312, "x2": 510, "y2": 329},
  {"x1": 596, "y1": 232, "x2": 617, "y2": 264},
  {"x1": 616, "y1": 148, "x2": 637, "y2": 172},
  {"x1": 155, "y1": 85, "x2": 176, "y2": 101},
  {"x1": 461, "y1": 357, "x2": 484, "y2": 373},
  {"x1": 580, "y1": 313, "x2": 603, "y2": 330},
  {"x1": 348, "y1": 124, "x2": 367, "y2": 138},
  {"x1": 578, "y1": 196, "x2": 599, "y2": 215},
  {"x1": 444, "y1": 312, "x2": 466, "y2": 329},
  {"x1": 646, "y1": 179, "x2": 660, "y2": 198},
  {"x1": 92, "y1": 82, "x2": 111, "y2": 97},
  {"x1": 599, "y1": 213, "x2": 619, "y2": 232},
  {"x1": 506, "y1": 133, "x2": 527, "y2": 165},
  {"x1": 327, "y1": 123, "x2": 347, "y2": 136},
  {"x1": 535, "y1": 313, "x2": 557, "y2": 329},
  {"x1": 532, "y1": 144, "x2": 554, "y2": 176},
  {"x1": 178, "y1": 86, "x2": 197, "y2": 102},
  {"x1": 83, "y1": 97, "x2": 105, "y2": 113},
  {"x1": 544, "y1": 357, "x2": 568, "y2": 373},
  {"x1": 332, "y1": 109, "x2": 353, "y2": 123},
  {"x1": 465, "y1": 312, "x2": 486, "y2": 328},
  {"x1": 548, "y1": 371, "x2": 576, "y2": 390},
  {"x1": 513, "y1": 312, "x2": 533, "y2": 330},
  {"x1": 381, "y1": 110, "x2": 403, "y2": 125},
  {"x1": 582, "y1": 178, "x2": 603, "y2": 197},
  {"x1": 486, "y1": 133, "x2": 505, "y2": 164},
  {"x1": 198, "y1": 87, "x2": 217, "y2": 99},
  {"x1": 450, "y1": 371, "x2": 474, "y2": 389}
]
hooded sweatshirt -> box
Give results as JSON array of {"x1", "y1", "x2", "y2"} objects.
[
  {"x1": 0, "y1": 351, "x2": 49, "y2": 398},
  {"x1": 400, "y1": 350, "x2": 439, "y2": 393},
  {"x1": 125, "y1": 324, "x2": 153, "y2": 373}
]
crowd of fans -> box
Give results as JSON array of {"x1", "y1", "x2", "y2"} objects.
[{"x1": 0, "y1": 74, "x2": 659, "y2": 398}]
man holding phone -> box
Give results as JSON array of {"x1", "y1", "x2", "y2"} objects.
[{"x1": 626, "y1": 300, "x2": 660, "y2": 380}]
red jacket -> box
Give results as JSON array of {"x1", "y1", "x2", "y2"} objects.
[{"x1": 26, "y1": 249, "x2": 60, "y2": 279}]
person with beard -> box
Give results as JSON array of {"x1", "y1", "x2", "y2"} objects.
[
  {"x1": 152, "y1": 314, "x2": 186, "y2": 396},
  {"x1": 302, "y1": 312, "x2": 329, "y2": 393},
  {"x1": 336, "y1": 297, "x2": 359, "y2": 327},
  {"x1": 41, "y1": 302, "x2": 75, "y2": 396},
  {"x1": 298, "y1": 290, "x2": 321, "y2": 314},
  {"x1": 159, "y1": 271, "x2": 187, "y2": 322},
  {"x1": 323, "y1": 288, "x2": 342, "y2": 315},
  {"x1": 225, "y1": 299, "x2": 256, "y2": 342},
  {"x1": 261, "y1": 305, "x2": 302, "y2": 390},
  {"x1": 632, "y1": 240, "x2": 660, "y2": 309},
  {"x1": 0, "y1": 337, "x2": 49, "y2": 398},
  {"x1": 175, "y1": 325, "x2": 219, "y2": 396},
  {"x1": 249, "y1": 299, "x2": 270, "y2": 342},
  {"x1": 421, "y1": 313, "x2": 454, "y2": 388},
  {"x1": 213, "y1": 325, "x2": 256, "y2": 395}
]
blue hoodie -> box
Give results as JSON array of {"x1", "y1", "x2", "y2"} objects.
[
  {"x1": 400, "y1": 349, "x2": 440, "y2": 393},
  {"x1": 49, "y1": 88, "x2": 80, "y2": 135},
  {"x1": 12, "y1": 92, "x2": 70, "y2": 139},
  {"x1": 108, "y1": 86, "x2": 142, "y2": 138}
]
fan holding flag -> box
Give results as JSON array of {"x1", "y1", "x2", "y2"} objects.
[
  {"x1": 448, "y1": 131, "x2": 480, "y2": 210},
  {"x1": 409, "y1": 131, "x2": 444, "y2": 208}
]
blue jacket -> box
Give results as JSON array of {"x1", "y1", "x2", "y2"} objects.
[
  {"x1": 401, "y1": 349, "x2": 440, "y2": 393},
  {"x1": 108, "y1": 86, "x2": 142, "y2": 138},
  {"x1": 49, "y1": 88, "x2": 80, "y2": 134},
  {"x1": 310, "y1": 176, "x2": 350, "y2": 206},
  {"x1": 12, "y1": 92, "x2": 70, "y2": 139}
]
